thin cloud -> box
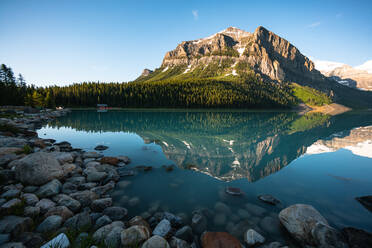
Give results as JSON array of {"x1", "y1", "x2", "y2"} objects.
[
  {"x1": 307, "y1": 21, "x2": 321, "y2": 28},
  {"x1": 192, "y1": 10, "x2": 198, "y2": 20}
]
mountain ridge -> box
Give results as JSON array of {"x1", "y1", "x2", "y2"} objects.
[{"x1": 136, "y1": 26, "x2": 372, "y2": 109}]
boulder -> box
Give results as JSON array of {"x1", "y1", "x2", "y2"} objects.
[
  {"x1": 163, "y1": 212, "x2": 182, "y2": 226},
  {"x1": 244, "y1": 229, "x2": 265, "y2": 246},
  {"x1": 312, "y1": 222, "x2": 348, "y2": 247},
  {"x1": 214, "y1": 213, "x2": 227, "y2": 226},
  {"x1": 91, "y1": 198, "x2": 112, "y2": 212},
  {"x1": 64, "y1": 211, "x2": 92, "y2": 230},
  {"x1": 120, "y1": 225, "x2": 150, "y2": 247},
  {"x1": 245, "y1": 203, "x2": 266, "y2": 216},
  {"x1": 94, "y1": 145, "x2": 108, "y2": 151},
  {"x1": 24, "y1": 206, "x2": 40, "y2": 217},
  {"x1": 82, "y1": 152, "x2": 103, "y2": 159},
  {"x1": 36, "y1": 215, "x2": 62, "y2": 233},
  {"x1": 201, "y1": 232, "x2": 242, "y2": 248},
  {"x1": 100, "y1": 157, "x2": 119, "y2": 166},
  {"x1": 51, "y1": 152, "x2": 73, "y2": 165},
  {"x1": 91, "y1": 181, "x2": 115, "y2": 196},
  {"x1": 225, "y1": 187, "x2": 244, "y2": 196},
  {"x1": 95, "y1": 215, "x2": 112, "y2": 229},
  {"x1": 0, "y1": 216, "x2": 32, "y2": 237},
  {"x1": 44, "y1": 206, "x2": 74, "y2": 221},
  {"x1": 14, "y1": 152, "x2": 64, "y2": 186},
  {"x1": 84, "y1": 167, "x2": 108, "y2": 182},
  {"x1": 0, "y1": 154, "x2": 17, "y2": 167},
  {"x1": 61, "y1": 182, "x2": 78, "y2": 194},
  {"x1": 169, "y1": 237, "x2": 190, "y2": 248},
  {"x1": 105, "y1": 226, "x2": 124, "y2": 248},
  {"x1": 278, "y1": 204, "x2": 328, "y2": 245},
  {"x1": 191, "y1": 213, "x2": 207, "y2": 234},
  {"x1": 103, "y1": 206, "x2": 128, "y2": 221},
  {"x1": 53, "y1": 194, "x2": 81, "y2": 213},
  {"x1": 153, "y1": 219, "x2": 171, "y2": 237},
  {"x1": 93, "y1": 221, "x2": 124, "y2": 242},
  {"x1": 1, "y1": 198, "x2": 23, "y2": 215},
  {"x1": 40, "y1": 233, "x2": 70, "y2": 248},
  {"x1": 128, "y1": 216, "x2": 150, "y2": 229},
  {"x1": 342, "y1": 227, "x2": 372, "y2": 248},
  {"x1": 1, "y1": 189, "x2": 20, "y2": 199},
  {"x1": 35, "y1": 198, "x2": 56, "y2": 214},
  {"x1": 175, "y1": 225, "x2": 193, "y2": 243},
  {"x1": 356, "y1": 195, "x2": 372, "y2": 213},
  {"x1": 142, "y1": 235, "x2": 170, "y2": 248},
  {"x1": 117, "y1": 156, "x2": 130, "y2": 164},
  {"x1": 0, "y1": 242, "x2": 26, "y2": 248},
  {"x1": 22, "y1": 193, "x2": 39, "y2": 206},
  {"x1": 258, "y1": 194, "x2": 280, "y2": 205},
  {"x1": 16, "y1": 232, "x2": 44, "y2": 248},
  {"x1": 35, "y1": 179, "x2": 62, "y2": 198},
  {"x1": 70, "y1": 190, "x2": 98, "y2": 207}
]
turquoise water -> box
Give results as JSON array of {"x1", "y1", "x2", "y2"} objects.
[{"x1": 37, "y1": 110, "x2": 372, "y2": 242}]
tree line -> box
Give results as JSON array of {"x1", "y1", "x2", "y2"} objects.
[{"x1": 0, "y1": 64, "x2": 297, "y2": 109}]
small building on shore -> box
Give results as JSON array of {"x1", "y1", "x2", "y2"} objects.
[{"x1": 97, "y1": 104, "x2": 108, "y2": 110}]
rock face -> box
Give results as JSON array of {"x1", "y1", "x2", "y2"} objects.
[
  {"x1": 160, "y1": 26, "x2": 322, "y2": 84},
  {"x1": 14, "y1": 152, "x2": 64, "y2": 186}
]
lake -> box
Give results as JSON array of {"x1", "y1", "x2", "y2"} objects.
[{"x1": 37, "y1": 109, "x2": 372, "y2": 243}]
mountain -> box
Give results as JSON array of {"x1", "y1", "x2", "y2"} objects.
[
  {"x1": 315, "y1": 60, "x2": 372, "y2": 91},
  {"x1": 136, "y1": 26, "x2": 372, "y2": 109}
]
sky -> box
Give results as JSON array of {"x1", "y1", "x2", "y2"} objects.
[{"x1": 1, "y1": 0, "x2": 372, "y2": 86}]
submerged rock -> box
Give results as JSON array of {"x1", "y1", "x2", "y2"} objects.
[
  {"x1": 201, "y1": 232, "x2": 242, "y2": 248},
  {"x1": 153, "y1": 219, "x2": 171, "y2": 237},
  {"x1": 258, "y1": 194, "x2": 280, "y2": 205},
  {"x1": 225, "y1": 187, "x2": 244, "y2": 196},
  {"x1": 103, "y1": 206, "x2": 128, "y2": 221},
  {"x1": 95, "y1": 145, "x2": 108, "y2": 151},
  {"x1": 244, "y1": 229, "x2": 265, "y2": 246}
]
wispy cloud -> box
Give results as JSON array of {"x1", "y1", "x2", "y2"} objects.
[
  {"x1": 307, "y1": 21, "x2": 321, "y2": 28},
  {"x1": 192, "y1": 10, "x2": 198, "y2": 20}
]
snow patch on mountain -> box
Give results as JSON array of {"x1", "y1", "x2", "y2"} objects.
[
  {"x1": 356, "y1": 60, "x2": 372, "y2": 74},
  {"x1": 314, "y1": 60, "x2": 345, "y2": 72}
]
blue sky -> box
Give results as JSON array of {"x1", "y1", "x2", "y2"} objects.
[{"x1": 1, "y1": 0, "x2": 371, "y2": 86}]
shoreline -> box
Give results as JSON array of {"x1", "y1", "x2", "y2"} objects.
[{"x1": 0, "y1": 107, "x2": 370, "y2": 247}]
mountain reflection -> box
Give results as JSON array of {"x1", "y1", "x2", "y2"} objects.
[{"x1": 47, "y1": 110, "x2": 372, "y2": 182}]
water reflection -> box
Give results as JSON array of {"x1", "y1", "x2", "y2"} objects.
[{"x1": 47, "y1": 110, "x2": 372, "y2": 182}]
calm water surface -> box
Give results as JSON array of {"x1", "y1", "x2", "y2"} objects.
[{"x1": 37, "y1": 110, "x2": 372, "y2": 242}]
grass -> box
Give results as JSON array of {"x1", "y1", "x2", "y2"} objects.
[
  {"x1": 15, "y1": 144, "x2": 33, "y2": 155},
  {"x1": 291, "y1": 83, "x2": 332, "y2": 106}
]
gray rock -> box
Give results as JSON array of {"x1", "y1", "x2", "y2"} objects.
[
  {"x1": 312, "y1": 222, "x2": 348, "y2": 248},
  {"x1": 44, "y1": 206, "x2": 74, "y2": 221},
  {"x1": 260, "y1": 216, "x2": 280, "y2": 234},
  {"x1": 0, "y1": 199, "x2": 6, "y2": 206},
  {"x1": 0, "y1": 153, "x2": 17, "y2": 166},
  {"x1": 22, "y1": 193, "x2": 39, "y2": 206},
  {"x1": 84, "y1": 167, "x2": 108, "y2": 182},
  {"x1": 35, "y1": 198, "x2": 56, "y2": 214},
  {"x1": 15, "y1": 232, "x2": 44, "y2": 248},
  {"x1": 91, "y1": 181, "x2": 115, "y2": 196},
  {"x1": 23, "y1": 186, "x2": 38, "y2": 193},
  {"x1": 214, "y1": 202, "x2": 231, "y2": 214},
  {"x1": 191, "y1": 213, "x2": 207, "y2": 234},
  {"x1": 24, "y1": 206, "x2": 40, "y2": 217},
  {"x1": 61, "y1": 182, "x2": 78, "y2": 194},
  {"x1": 64, "y1": 211, "x2": 92, "y2": 230},
  {"x1": 51, "y1": 152, "x2": 73, "y2": 165},
  {"x1": 66, "y1": 176, "x2": 85, "y2": 185},
  {"x1": 0, "y1": 234, "x2": 10, "y2": 246},
  {"x1": 40, "y1": 233, "x2": 70, "y2": 248},
  {"x1": 1, "y1": 189, "x2": 20, "y2": 199},
  {"x1": 91, "y1": 198, "x2": 112, "y2": 212},
  {"x1": 78, "y1": 182, "x2": 97, "y2": 190},
  {"x1": 142, "y1": 235, "x2": 170, "y2": 248},
  {"x1": 129, "y1": 197, "x2": 140, "y2": 207},
  {"x1": 35, "y1": 179, "x2": 62, "y2": 198},
  {"x1": 103, "y1": 206, "x2": 128, "y2": 221},
  {"x1": 0, "y1": 242, "x2": 26, "y2": 248},
  {"x1": 153, "y1": 219, "x2": 171, "y2": 237},
  {"x1": 163, "y1": 212, "x2": 182, "y2": 226},
  {"x1": 93, "y1": 221, "x2": 125, "y2": 243},
  {"x1": 105, "y1": 226, "x2": 124, "y2": 248},
  {"x1": 90, "y1": 212, "x2": 103, "y2": 223},
  {"x1": 53, "y1": 194, "x2": 81, "y2": 213},
  {"x1": 14, "y1": 152, "x2": 64, "y2": 186},
  {"x1": 169, "y1": 237, "x2": 190, "y2": 248},
  {"x1": 117, "y1": 156, "x2": 130, "y2": 164},
  {"x1": 245, "y1": 203, "x2": 266, "y2": 216},
  {"x1": 0, "y1": 170, "x2": 15, "y2": 184},
  {"x1": 83, "y1": 152, "x2": 103, "y2": 159},
  {"x1": 120, "y1": 225, "x2": 150, "y2": 247},
  {"x1": 74, "y1": 232, "x2": 89, "y2": 247},
  {"x1": 95, "y1": 145, "x2": 108, "y2": 151},
  {"x1": 258, "y1": 194, "x2": 280, "y2": 205},
  {"x1": 1, "y1": 198, "x2": 22, "y2": 213},
  {"x1": 213, "y1": 213, "x2": 226, "y2": 226},
  {"x1": 175, "y1": 225, "x2": 193, "y2": 242},
  {"x1": 95, "y1": 215, "x2": 112, "y2": 229},
  {"x1": 0, "y1": 136, "x2": 27, "y2": 148},
  {"x1": 237, "y1": 208, "x2": 251, "y2": 219},
  {"x1": 244, "y1": 229, "x2": 265, "y2": 246},
  {"x1": 279, "y1": 204, "x2": 328, "y2": 245},
  {"x1": 70, "y1": 190, "x2": 98, "y2": 207},
  {"x1": 36, "y1": 215, "x2": 62, "y2": 233}
]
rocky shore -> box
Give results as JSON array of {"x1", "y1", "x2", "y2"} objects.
[{"x1": 0, "y1": 107, "x2": 371, "y2": 248}]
